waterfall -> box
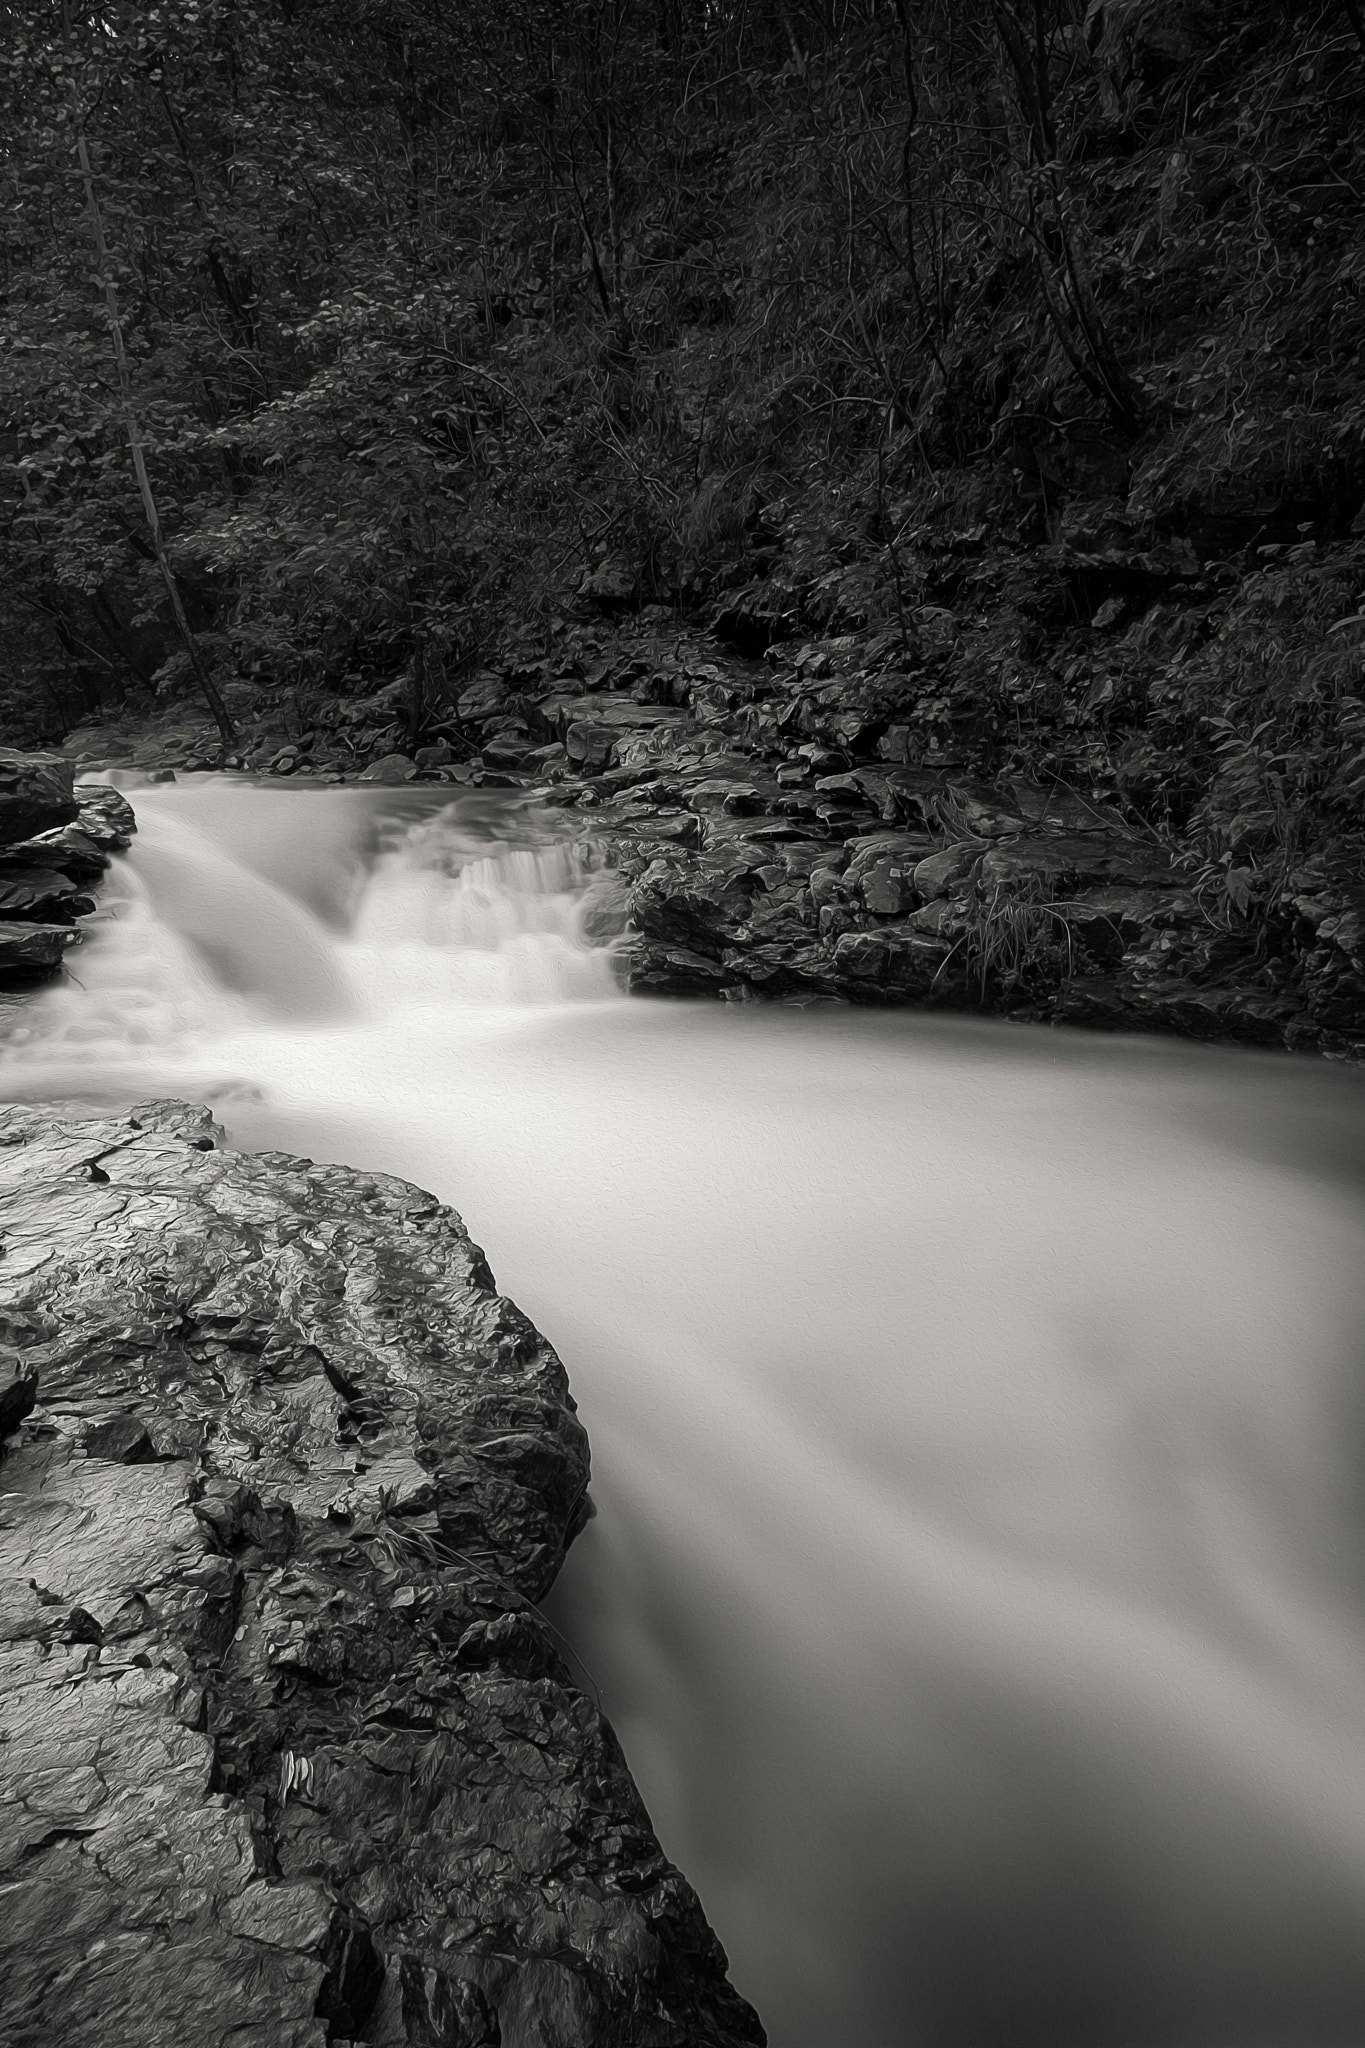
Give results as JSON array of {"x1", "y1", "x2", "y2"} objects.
[{"x1": 5, "y1": 776, "x2": 1365, "y2": 2047}]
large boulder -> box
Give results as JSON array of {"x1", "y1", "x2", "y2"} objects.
[
  {"x1": 0, "y1": 751, "x2": 78, "y2": 845},
  {"x1": 0, "y1": 1101, "x2": 764, "y2": 2048}
]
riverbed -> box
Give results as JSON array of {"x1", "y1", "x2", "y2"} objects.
[{"x1": 5, "y1": 776, "x2": 1365, "y2": 2047}]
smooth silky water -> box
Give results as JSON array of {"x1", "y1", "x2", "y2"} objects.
[{"x1": 6, "y1": 776, "x2": 1365, "y2": 2048}]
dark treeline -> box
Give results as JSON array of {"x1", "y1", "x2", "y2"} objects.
[{"x1": 3, "y1": 0, "x2": 1365, "y2": 996}]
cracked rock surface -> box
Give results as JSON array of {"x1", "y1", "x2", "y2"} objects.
[{"x1": 0, "y1": 1099, "x2": 763, "y2": 2048}]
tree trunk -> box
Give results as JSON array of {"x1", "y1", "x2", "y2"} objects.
[{"x1": 61, "y1": 2, "x2": 236, "y2": 747}]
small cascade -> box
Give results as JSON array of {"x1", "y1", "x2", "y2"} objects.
[
  {"x1": 0, "y1": 784, "x2": 623, "y2": 1087},
  {"x1": 349, "y1": 808, "x2": 623, "y2": 1009},
  {"x1": 2, "y1": 856, "x2": 253, "y2": 1061},
  {"x1": 129, "y1": 809, "x2": 357, "y2": 1022}
]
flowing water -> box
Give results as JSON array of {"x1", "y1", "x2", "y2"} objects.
[{"x1": 6, "y1": 777, "x2": 1365, "y2": 2048}]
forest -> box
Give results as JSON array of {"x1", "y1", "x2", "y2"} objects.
[
  {"x1": 8, "y1": 13, "x2": 1365, "y2": 2046},
  {"x1": 4, "y1": 0, "x2": 1365, "y2": 1042}
]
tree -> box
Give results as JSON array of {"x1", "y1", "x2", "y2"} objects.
[{"x1": 61, "y1": 0, "x2": 236, "y2": 743}]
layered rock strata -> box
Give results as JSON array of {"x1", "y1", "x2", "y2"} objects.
[
  {"x1": 0, "y1": 1100, "x2": 763, "y2": 2048},
  {"x1": 0, "y1": 753, "x2": 135, "y2": 985}
]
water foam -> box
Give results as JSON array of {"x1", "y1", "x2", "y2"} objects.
[{"x1": 5, "y1": 779, "x2": 1365, "y2": 2048}]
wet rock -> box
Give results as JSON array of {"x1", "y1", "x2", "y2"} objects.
[
  {"x1": 480, "y1": 728, "x2": 534, "y2": 770},
  {"x1": 358, "y1": 754, "x2": 419, "y2": 785},
  {"x1": 84, "y1": 1414, "x2": 157, "y2": 1465},
  {"x1": 977, "y1": 835, "x2": 1177, "y2": 892},
  {"x1": 942, "y1": 783, "x2": 1029, "y2": 840},
  {"x1": 564, "y1": 722, "x2": 619, "y2": 774},
  {"x1": 845, "y1": 834, "x2": 932, "y2": 917},
  {"x1": 688, "y1": 780, "x2": 764, "y2": 816},
  {"x1": 457, "y1": 675, "x2": 525, "y2": 728},
  {"x1": 17, "y1": 806, "x2": 128, "y2": 903},
  {"x1": 0, "y1": 787, "x2": 135, "y2": 987},
  {"x1": 831, "y1": 924, "x2": 952, "y2": 994},
  {"x1": 525, "y1": 741, "x2": 568, "y2": 777},
  {"x1": 73, "y1": 786, "x2": 137, "y2": 850},
  {"x1": 558, "y1": 700, "x2": 688, "y2": 755},
  {"x1": 907, "y1": 898, "x2": 959, "y2": 937},
  {"x1": 1068, "y1": 885, "x2": 1198, "y2": 948},
  {"x1": 914, "y1": 842, "x2": 982, "y2": 901},
  {"x1": 526, "y1": 691, "x2": 586, "y2": 741},
  {"x1": 9, "y1": 826, "x2": 111, "y2": 887},
  {"x1": 631, "y1": 941, "x2": 733, "y2": 993},
  {"x1": 0, "y1": 920, "x2": 76, "y2": 976},
  {"x1": 60, "y1": 725, "x2": 137, "y2": 765},
  {"x1": 722, "y1": 937, "x2": 841, "y2": 995},
  {"x1": 808, "y1": 856, "x2": 851, "y2": 912},
  {"x1": 0, "y1": 1102, "x2": 763, "y2": 2048},
  {"x1": 0, "y1": 863, "x2": 88, "y2": 923},
  {"x1": 1117, "y1": 975, "x2": 1291, "y2": 1045},
  {"x1": 813, "y1": 773, "x2": 867, "y2": 802},
  {"x1": 0, "y1": 1365, "x2": 38, "y2": 1441},
  {"x1": 629, "y1": 849, "x2": 759, "y2": 960},
  {"x1": 0, "y1": 752, "x2": 78, "y2": 846},
  {"x1": 877, "y1": 768, "x2": 953, "y2": 830}
]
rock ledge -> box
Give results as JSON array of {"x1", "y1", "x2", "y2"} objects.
[{"x1": 0, "y1": 1100, "x2": 763, "y2": 2047}]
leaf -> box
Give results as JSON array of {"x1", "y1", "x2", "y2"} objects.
[{"x1": 1224, "y1": 868, "x2": 1256, "y2": 917}]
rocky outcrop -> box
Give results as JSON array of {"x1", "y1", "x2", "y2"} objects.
[
  {"x1": 0, "y1": 1101, "x2": 763, "y2": 2048},
  {"x1": 0, "y1": 757, "x2": 134, "y2": 986}
]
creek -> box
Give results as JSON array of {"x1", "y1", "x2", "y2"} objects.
[{"x1": 5, "y1": 777, "x2": 1365, "y2": 2048}]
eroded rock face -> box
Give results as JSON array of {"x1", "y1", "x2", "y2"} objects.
[{"x1": 0, "y1": 1101, "x2": 764, "y2": 2048}]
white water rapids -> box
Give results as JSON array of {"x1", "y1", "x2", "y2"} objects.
[{"x1": 6, "y1": 777, "x2": 1365, "y2": 2047}]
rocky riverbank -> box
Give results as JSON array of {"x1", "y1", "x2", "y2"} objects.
[
  {"x1": 0, "y1": 753, "x2": 135, "y2": 988},
  {"x1": 52, "y1": 586, "x2": 1365, "y2": 1057},
  {"x1": 0, "y1": 1099, "x2": 764, "y2": 2047}
]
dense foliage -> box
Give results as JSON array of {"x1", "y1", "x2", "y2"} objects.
[{"x1": 3, "y1": 0, "x2": 1365, "y2": 997}]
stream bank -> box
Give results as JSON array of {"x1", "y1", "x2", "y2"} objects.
[
  {"x1": 0, "y1": 752, "x2": 134, "y2": 986},
  {"x1": 48, "y1": 582, "x2": 1365, "y2": 1058},
  {"x1": 0, "y1": 1095, "x2": 764, "y2": 2047}
]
